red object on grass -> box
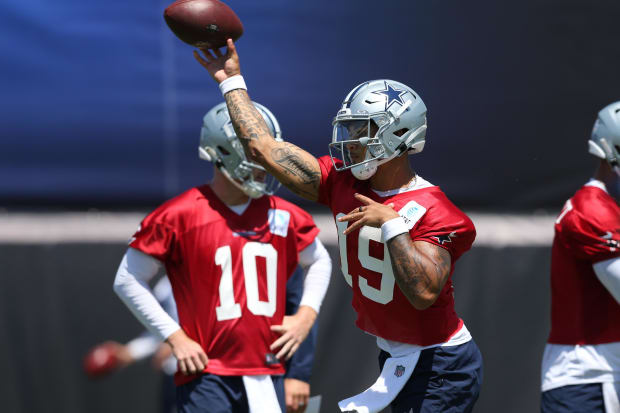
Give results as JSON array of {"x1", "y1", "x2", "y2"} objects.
[{"x1": 83, "y1": 342, "x2": 121, "y2": 378}]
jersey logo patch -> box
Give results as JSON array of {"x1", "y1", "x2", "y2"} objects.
[
  {"x1": 432, "y1": 231, "x2": 457, "y2": 245},
  {"x1": 394, "y1": 365, "x2": 406, "y2": 377},
  {"x1": 397, "y1": 201, "x2": 427, "y2": 230},
  {"x1": 265, "y1": 353, "x2": 279, "y2": 365},
  {"x1": 268, "y1": 209, "x2": 290, "y2": 237}
]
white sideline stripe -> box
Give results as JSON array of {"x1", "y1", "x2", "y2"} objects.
[{"x1": 0, "y1": 212, "x2": 555, "y2": 247}]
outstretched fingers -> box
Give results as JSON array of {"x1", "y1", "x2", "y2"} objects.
[
  {"x1": 341, "y1": 212, "x2": 368, "y2": 235},
  {"x1": 193, "y1": 50, "x2": 209, "y2": 67},
  {"x1": 353, "y1": 193, "x2": 376, "y2": 205},
  {"x1": 193, "y1": 48, "x2": 220, "y2": 70},
  {"x1": 226, "y1": 38, "x2": 236, "y2": 56},
  {"x1": 337, "y1": 193, "x2": 399, "y2": 235}
]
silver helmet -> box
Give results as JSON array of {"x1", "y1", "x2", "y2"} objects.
[
  {"x1": 199, "y1": 102, "x2": 282, "y2": 198},
  {"x1": 329, "y1": 79, "x2": 427, "y2": 180},
  {"x1": 589, "y1": 101, "x2": 620, "y2": 176}
]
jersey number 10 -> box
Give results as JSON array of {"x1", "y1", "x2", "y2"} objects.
[{"x1": 214, "y1": 242, "x2": 278, "y2": 321}]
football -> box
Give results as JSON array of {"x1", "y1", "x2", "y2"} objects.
[{"x1": 164, "y1": 0, "x2": 243, "y2": 48}]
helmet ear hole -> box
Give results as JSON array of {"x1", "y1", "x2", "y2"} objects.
[
  {"x1": 394, "y1": 128, "x2": 409, "y2": 137},
  {"x1": 217, "y1": 145, "x2": 231, "y2": 156}
]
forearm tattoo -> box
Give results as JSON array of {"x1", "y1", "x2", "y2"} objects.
[
  {"x1": 224, "y1": 90, "x2": 321, "y2": 200},
  {"x1": 271, "y1": 143, "x2": 320, "y2": 188},
  {"x1": 387, "y1": 235, "x2": 452, "y2": 307},
  {"x1": 224, "y1": 90, "x2": 272, "y2": 144}
]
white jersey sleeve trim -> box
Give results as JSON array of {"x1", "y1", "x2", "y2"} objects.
[
  {"x1": 594, "y1": 257, "x2": 620, "y2": 305},
  {"x1": 298, "y1": 238, "x2": 332, "y2": 314},
  {"x1": 113, "y1": 248, "x2": 181, "y2": 340}
]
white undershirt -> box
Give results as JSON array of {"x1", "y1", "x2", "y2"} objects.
[
  {"x1": 371, "y1": 175, "x2": 434, "y2": 198},
  {"x1": 541, "y1": 180, "x2": 620, "y2": 392},
  {"x1": 542, "y1": 341, "x2": 620, "y2": 392},
  {"x1": 376, "y1": 324, "x2": 472, "y2": 358},
  {"x1": 113, "y1": 249, "x2": 177, "y2": 340},
  {"x1": 297, "y1": 238, "x2": 332, "y2": 313},
  {"x1": 228, "y1": 199, "x2": 251, "y2": 215},
  {"x1": 113, "y1": 201, "x2": 331, "y2": 339},
  {"x1": 585, "y1": 178, "x2": 607, "y2": 192},
  {"x1": 125, "y1": 276, "x2": 177, "y2": 360},
  {"x1": 595, "y1": 258, "x2": 620, "y2": 304}
]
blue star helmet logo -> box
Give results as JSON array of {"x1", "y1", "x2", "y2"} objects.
[{"x1": 372, "y1": 82, "x2": 408, "y2": 110}]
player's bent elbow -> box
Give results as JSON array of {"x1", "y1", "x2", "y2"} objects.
[
  {"x1": 112, "y1": 277, "x2": 124, "y2": 296},
  {"x1": 411, "y1": 299, "x2": 434, "y2": 311},
  {"x1": 112, "y1": 271, "x2": 129, "y2": 298},
  {"x1": 411, "y1": 290, "x2": 440, "y2": 311},
  {"x1": 246, "y1": 138, "x2": 271, "y2": 163}
]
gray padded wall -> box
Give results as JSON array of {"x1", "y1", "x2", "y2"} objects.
[{"x1": 0, "y1": 243, "x2": 550, "y2": 413}]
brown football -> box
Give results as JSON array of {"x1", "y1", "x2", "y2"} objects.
[{"x1": 164, "y1": 0, "x2": 243, "y2": 48}]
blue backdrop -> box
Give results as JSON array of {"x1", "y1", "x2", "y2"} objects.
[{"x1": 2, "y1": 0, "x2": 620, "y2": 209}]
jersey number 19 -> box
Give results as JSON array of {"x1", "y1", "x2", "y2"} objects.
[{"x1": 336, "y1": 213, "x2": 395, "y2": 305}]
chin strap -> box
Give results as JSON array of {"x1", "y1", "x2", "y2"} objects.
[
  {"x1": 219, "y1": 165, "x2": 263, "y2": 199},
  {"x1": 600, "y1": 139, "x2": 619, "y2": 165},
  {"x1": 200, "y1": 146, "x2": 263, "y2": 198},
  {"x1": 351, "y1": 151, "x2": 378, "y2": 180}
]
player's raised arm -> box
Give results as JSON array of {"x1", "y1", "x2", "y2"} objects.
[{"x1": 194, "y1": 39, "x2": 321, "y2": 201}]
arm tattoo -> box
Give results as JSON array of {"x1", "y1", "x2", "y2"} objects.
[
  {"x1": 224, "y1": 90, "x2": 272, "y2": 143},
  {"x1": 223, "y1": 90, "x2": 321, "y2": 200},
  {"x1": 270, "y1": 144, "x2": 320, "y2": 188},
  {"x1": 387, "y1": 235, "x2": 452, "y2": 308},
  {"x1": 388, "y1": 235, "x2": 433, "y2": 297},
  {"x1": 287, "y1": 184, "x2": 320, "y2": 199}
]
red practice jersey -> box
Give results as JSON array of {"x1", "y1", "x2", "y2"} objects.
[
  {"x1": 317, "y1": 156, "x2": 476, "y2": 346},
  {"x1": 548, "y1": 184, "x2": 620, "y2": 345},
  {"x1": 129, "y1": 185, "x2": 319, "y2": 385}
]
